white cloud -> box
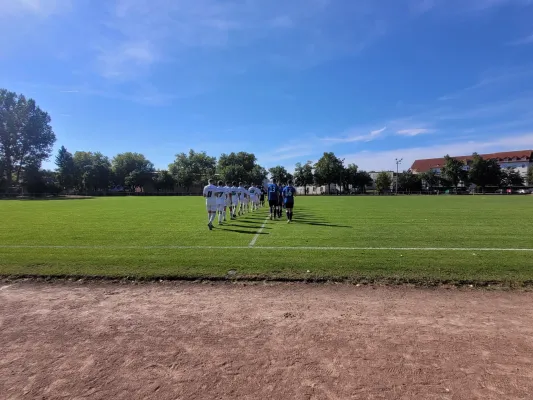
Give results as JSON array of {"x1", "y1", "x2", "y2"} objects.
[
  {"x1": 397, "y1": 128, "x2": 434, "y2": 136},
  {"x1": 323, "y1": 126, "x2": 387, "y2": 143},
  {"x1": 507, "y1": 33, "x2": 533, "y2": 46},
  {"x1": 0, "y1": 0, "x2": 71, "y2": 17},
  {"x1": 339, "y1": 132, "x2": 533, "y2": 172}
]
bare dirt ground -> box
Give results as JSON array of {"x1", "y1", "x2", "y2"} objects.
[{"x1": 1, "y1": 281, "x2": 533, "y2": 400}]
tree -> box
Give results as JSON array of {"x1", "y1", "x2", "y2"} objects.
[
  {"x1": 353, "y1": 171, "x2": 373, "y2": 193},
  {"x1": 397, "y1": 170, "x2": 422, "y2": 193},
  {"x1": 55, "y1": 146, "x2": 76, "y2": 190},
  {"x1": 217, "y1": 152, "x2": 264, "y2": 184},
  {"x1": 168, "y1": 149, "x2": 216, "y2": 191},
  {"x1": 73, "y1": 151, "x2": 112, "y2": 191},
  {"x1": 313, "y1": 152, "x2": 344, "y2": 194},
  {"x1": 375, "y1": 171, "x2": 392, "y2": 194},
  {"x1": 268, "y1": 165, "x2": 290, "y2": 184},
  {"x1": 420, "y1": 170, "x2": 439, "y2": 190},
  {"x1": 528, "y1": 165, "x2": 533, "y2": 186},
  {"x1": 441, "y1": 155, "x2": 466, "y2": 189},
  {"x1": 343, "y1": 163, "x2": 359, "y2": 192},
  {"x1": 112, "y1": 152, "x2": 155, "y2": 188},
  {"x1": 22, "y1": 164, "x2": 60, "y2": 195},
  {"x1": 294, "y1": 161, "x2": 314, "y2": 194},
  {"x1": 153, "y1": 170, "x2": 176, "y2": 191},
  {"x1": 468, "y1": 153, "x2": 501, "y2": 192},
  {"x1": 0, "y1": 89, "x2": 56, "y2": 191},
  {"x1": 500, "y1": 168, "x2": 525, "y2": 187}
]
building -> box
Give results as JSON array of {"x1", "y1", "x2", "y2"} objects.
[{"x1": 411, "y1": 150, "x2": 533, "y2": 181}]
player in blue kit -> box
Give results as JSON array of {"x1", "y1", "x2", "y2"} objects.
[
  {"x1": 267, "y1": 179, "x2": 279, "y2": 220},
  {"x1": 282, "y1": 180, "x2": 296, "y2": 223}
]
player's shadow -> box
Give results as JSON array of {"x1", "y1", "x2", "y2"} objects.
[
  {"x1": 227, "y1": 223, "x2": 272, "y2": 229},
  {"x1": 216, "y1": 227, "x2": 268, "y2": 235},
  {"x1": 291, "y1": 210, "x2": 353, "y2": 228}
]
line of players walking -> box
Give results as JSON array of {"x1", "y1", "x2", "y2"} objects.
[{"x1": 203, "y1": 179, "x2": 296, "y2": 230}]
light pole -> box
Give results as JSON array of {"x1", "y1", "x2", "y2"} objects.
[{"x1": 395, "y1": 158, "x2": 403, "y2": 194}]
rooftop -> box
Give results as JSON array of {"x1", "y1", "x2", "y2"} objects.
[{"x1": 411, "y1": 150, "x2": 533, "y2": 172}]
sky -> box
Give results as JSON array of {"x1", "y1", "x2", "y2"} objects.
[{"x1": 1, "y1": 0, "x2": 533, "y2": 173}]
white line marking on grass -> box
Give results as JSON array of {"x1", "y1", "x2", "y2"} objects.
[
  {"x1": 1, "y1": 245, "x2": 533, "y2": 252},
  {"x1": 249, "y1": 217, "x2": 269, "y2": 247}
]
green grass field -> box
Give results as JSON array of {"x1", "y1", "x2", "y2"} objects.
[{"x1": 1, "y1": 196, "x2": 532, "y2": 284}]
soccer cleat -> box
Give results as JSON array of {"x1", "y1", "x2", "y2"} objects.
[{"x1": 208, "y1": 223, "x2": 213, "y2": 230}]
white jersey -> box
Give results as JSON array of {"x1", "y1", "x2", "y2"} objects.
[
  {"x1": 237, "y1": 186, "x2": 245, "y2": 201},
  {"x1": 223, "y1": 186, "x2": 232, "y2": 204},
  {"x1": 203, "y1": 184, "x2": 218, "y2": 205},
  {"x1": 230, "y1": 186, "x2": 239, "y2": 203},
  {"x1": 248, "y1": 187, "x2": 257, "y2": 198},
  {"x1": 215, "y1": 186, "x2": 227, "y2": 205},
  {"x1": 243, "y1": 189, "x2": 250, "y2": 202}
]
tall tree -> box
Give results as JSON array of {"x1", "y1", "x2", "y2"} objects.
[
  {"x1": 217, "y1": 152, "x2": 264, "y2": 184},
  {"x1": 294, "y1": 161, "x2": 314, "y2": 195},
  {"x1": 397, "y1": 170, "x2": 422, "y2": 193},
  {"x1": 375, "y1": 171, "x2": 392, "y2": 194},
  {"x1": 343, "y1": 163, "x2": 359, "y2": 189},
  {"x1": 0, "y1": 89, "x2": 56, "y2": 191},
  {"x1": 528, "y1": 165, "x2": 533, "y2": 186},
  {"x1": 268, "y1": 165, "x2": 289, "y2": 184},
  {"x1": 468, "y1": 153, "x2": 501, "y2": 192},
  {"x1": 420, "y1": 170, "x2": 439, "y2": 190},
  {"x1": 313, "y1": 152, "x2": 344, "y2": 194},
  {"x1": 168, "y1": 149, "x2": 216, "y2": 191},
  {"x1": 55, "y1": 146, "x2": 76, "y2": 190},
  {"x1": 500, "y1": 168, "x2": 525, "y2": 187},
  {"x1": 112, "y1": 152, "x2": 155, "y2": 187},
  {"x1": 353, "y1": 171, "x2": 373, "y2": 193},
  {"x1": 441, "y1": 155, "x2": 466, "y2": 189},
  {"x1": 153, "y1": 170, "x2": 176, "y2": 191},
  {"x1": 73, "y1": 151, "x2": 112, "y2": 191}
]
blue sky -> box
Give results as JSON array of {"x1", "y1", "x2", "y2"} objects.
[{"x1": 1, "y1": 0, "x2": 533, "y2": 173}]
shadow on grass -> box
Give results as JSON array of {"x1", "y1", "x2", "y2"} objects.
[
  {"x1": 0, "y1": 196, "x2": 94, "y2": 201},
  {"x1": 216, "y1": 227, "x2": 269, "y2": 235},
  {"x1": 226, "y1": 223, "x2": 272, "y2": 229}
]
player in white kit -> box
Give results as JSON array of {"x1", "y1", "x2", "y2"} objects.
[
  {"x1": 248, "y1": 185, "x2": 258, "y2": 211},
  {"x1": 215, "y1": 180, "x2": 227, "y2": 224},
  {"x1": 223, "y1": 182, "x2": 232, "y2": 221},
  {"x1": 237, "y1": 182, "x2": 246, "y2": 215},
  {"x1": 203, "y1": 179, "x2": 218, "y2": 230},
  {"x1": 230, "y1": 181, "x2": 239, "y2": 219}
]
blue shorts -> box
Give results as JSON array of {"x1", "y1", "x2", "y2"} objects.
[{"x1": 284, "y1": 201, "x2": 294, "y2": 208}]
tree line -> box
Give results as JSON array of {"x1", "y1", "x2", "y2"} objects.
[{"x1": 1, "y1": 88, "x2": 532, "y2": 195}]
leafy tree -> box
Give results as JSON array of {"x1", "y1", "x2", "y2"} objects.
[
  {"x1": 353, "y1": 171, "x2": 373, "y2": 193},
  {"x1": 468, "y1": 153, "x2": 501, "y2": 192},
  {"x1": 0, "y1": 89, "x2": 56, "y2": 191},
  {"x1": 55, "y1": 146, "x2": 76, "y2": 190},
  {"x1": 112, "y1": 152, "x2": 154, "y2": 187},
  {"x1": 294, "y1": 161, "x2": 314, "y2": 194},
  {"x1": 249, "y1": 165, "x2": 268, "y2": 186},
  {"x1": 168, "y1": 149, "x2": 216, "y2": 190},
  {"x1": 22, "y1": 165, "x2": 60, "y2": 195},
  {"x1": 268, "y1": 165, "x2": 290, "y2": 184},
  {"x1": 313, "y1": 152, "x2": 344, "y2": 194},
  {"x1": 153, "y1": 170, "x2": 176, "y2": 191},
  {"x1": 397, "y1": 170, "x2": 422, "y2": 193},
  {"x1": 441, "y1": 155, "x2": 466, "y2": 189},
  {"x1": 528, "y1": 165, "x2": 533, "y2": 186},
  {"x1": 375, "y1": 171, "x2": 392, "y2": 194},
  {"x1": 73, "y1": 151, "x2": 112, "y2": 191},
  {"x1": 500, "y1": 168, "x2": 525, "y2": 187},
  {"x1": 217, "y1": 152, "x2": 263, "y2": 184},
  {"x1": 420, "y1": 170, "x2": 440, "y2": 190},
  {"x1": 342, "y1": 163, "x2": 359, "y2": 193}
]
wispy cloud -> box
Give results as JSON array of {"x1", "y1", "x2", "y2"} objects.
[
  {"x1": 397, "y1": 128, "x2": 434, "y2": 136},
  {"x1": 323, "y1": 126, "x2": 387, "y2": 143},
  {"x1": 507, "y1": 33, "x2": 533, "y2": 46},
  {"x1": 339, "y1": 132, "x2": 533, "y2": 172},
  {"x1": 0, "y1": 0, "x2": 72, "y2": 17}
]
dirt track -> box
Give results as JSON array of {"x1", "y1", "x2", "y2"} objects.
[{"x1": 1, "y1": 281, "x2": 533, "y2": 400}]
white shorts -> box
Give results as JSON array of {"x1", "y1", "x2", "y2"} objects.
[
  {"x1": 216, "y1": 202, "x2": 225, "y2": 210},
  {"x1": 206, "y1": 203, "x2": 217, "y2": 212}
]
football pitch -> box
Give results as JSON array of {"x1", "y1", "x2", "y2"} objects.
[{"x1": 1, "y1": 195, "x2": 533, "y2": 284}]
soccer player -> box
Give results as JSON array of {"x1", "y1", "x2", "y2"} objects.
[
  {"x1": 267, "y1": 179, "x2": 279, "y2": 220},
  {"x1": 203, "y1": 179, "x2": 218, "y2": 230},
  {"x1": 248, "y1": 185, "x2": 257, "y2": 211},
  {"x1": 277, "y1": 183, "x2": 284, "y2": 218},
  {"x1": 260, "y1": 186, "x2": 266, "y2": 207},
  {"x1": 283, "y1": 180, "x2": 297, "y2": 223},
  {"x1": 223, "y1": 181, "x2": 232, "y2": 221},
  {"x1": 242, "y1": 185, "x2": 249, "y2": 214},
  {"x1": 230, "y1": 182, "x2": 239, "y2": 219},
  {"x1": 237, "y1": 182, "x2": 246, "y2": 215},
  {"x1": 215, "y1": 180, "x2": 227, "y2": 224}
]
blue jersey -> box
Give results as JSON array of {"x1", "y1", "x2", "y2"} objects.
[
  {"x1": 267, "y1": 183, "x2": 279, "y2": 201},
  {"x1": 282, "y1": 186, "x2": 296, "y2": 203}
]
